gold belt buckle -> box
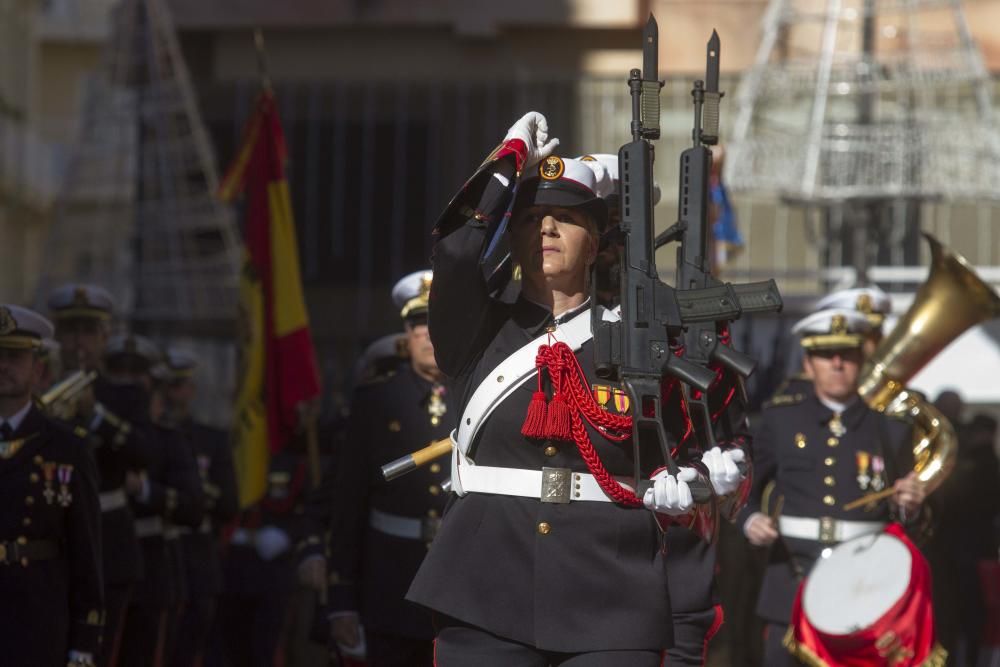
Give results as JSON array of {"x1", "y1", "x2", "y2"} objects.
[
  {"x1": 819, "y1": 517, "x2": 837, "y2": 544},
  {"x1": 540, "y1": 467, "x2": 572, "y2": 504}
]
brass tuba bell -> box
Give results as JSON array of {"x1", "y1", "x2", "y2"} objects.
[{"x1": 858, "y1": 233, "x2": 1000, "y2": 492}]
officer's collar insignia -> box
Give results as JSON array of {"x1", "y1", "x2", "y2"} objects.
[
  {"x1": 539, "y1": 156, "x2": 565, "y2": 181},
  {"x1": 830, "y1": 314, "x2": 847, "y2": 335},
  {"x1": 856, "y1": 294, "x2": 873, "y2": 314},
  {"x1": 71, "y1": 287, "x2": 90, "y2": 307},
  {"x1": 0, "y1": 307, "x2": 15, "y2": 336}
]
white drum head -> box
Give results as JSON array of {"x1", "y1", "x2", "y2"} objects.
[{"x1": 802, "y1": 533, "x2": 911, "y2": 635}]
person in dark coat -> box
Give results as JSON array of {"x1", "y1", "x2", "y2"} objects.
[
  {"x1": 160, "y1": 349, "x2": 239, "y2": 667},
  {"x1": 0, "y1": 304, "x2": 104, "y2": 667},
  {"x1": 406, "y1": 113, "x2": 750, "y2": 666},
  {"x1": 738, "y1": 308, "x2": 926, "y2": 666},
  {"x1": 104, "y1": 335, "x2": 204, "y2": 667},
  {"x1": 48, "y1": 283, "x2": 151, "y2": 667},
  {"x1": 298, "y1": 270, "x2": 454, "y2": 666},
  {"x1": 219, "y1": 450, "x2": 306, "y2": 667}
]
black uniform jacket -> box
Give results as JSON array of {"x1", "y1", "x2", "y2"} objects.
[
  {"x1": 0, "y1": 405, "x2": 104, "y2": 666},
  {"x1": 406, "y1": 161, "x2": 677, "y2": 652},
  {"x1": 179, "y1": 419, "x2": 238, "y2": 597},
  {"x1": 738, "y1": 393, "x2": 913, "y2": 624},
  {"x1": 323, "y1": 364, "x2": 454, "y2": 639},
  {"x1": 131, "y1": 423, "x2": 204, "y2": 606},
  {"x1": 90, "y1": 377, "x2": 151, "y2": 586}
]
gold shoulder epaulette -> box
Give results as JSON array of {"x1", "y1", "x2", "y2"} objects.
[{"x1": 764, "y1": 392, "x2": 806, "y2": 409}]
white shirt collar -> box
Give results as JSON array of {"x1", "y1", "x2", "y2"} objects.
[
  {"x1": 1, "y1": 400, "x2": 33, "y2": 435},
  {"x1": 818, "y1": 395, "x2": 858, "y2": 414}
]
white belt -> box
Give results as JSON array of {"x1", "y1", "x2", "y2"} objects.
[
  {"x1": 99, "y1": 488, "x2": 128, "y2": 512},
  {"x1": 369, "y1": 509, "x2": 432, "y2": 541},
  {"x1": 134, "y1": 516, "x2": 164, "y2": 538},
  {"x1": 779, "y1": 515, "x2": 886, "y2": 544},
  {"x1": 459, "y1": 465, "x2": 634, "y2": 503}
]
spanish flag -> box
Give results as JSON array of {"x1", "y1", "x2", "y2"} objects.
[{"x1": 220, "y1": 90, "x2": 321, "y2": 507}]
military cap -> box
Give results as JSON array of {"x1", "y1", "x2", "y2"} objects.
[
  {"x1": 104, "y1": 333, "x2": 162, "y2": 366},
  {"x1": 0, "y1": 305, "x2": 54, "y2": 350},
  {"x1": 815, "y1": 286, "x2": 891, "y2": 328},
  {"x1": 577, "y1": 153, "x2": 662, "y2": 206},
  {"x1": 392, "y1": 271, "x2": 433, "y2": 320},
  {"x1": 792, "y1": 308, "x2": 872, "y2": 351},
  {"x1": 47, "y1": 283, "x2": 115, "y2": 321},
  {"x1": 163, "y1": 348, "x2": 198, "y2": 381},
  {"x1": 513, "y1": 156, "x2": 609, "y2": 232}
]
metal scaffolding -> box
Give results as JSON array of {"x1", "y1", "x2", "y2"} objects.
[
  {"x1": 34, "y1": 0, "x2": 240, "y2": 336},
  {"x1": 725, "y1": 0, "x2": 1000, "y2": 204}
]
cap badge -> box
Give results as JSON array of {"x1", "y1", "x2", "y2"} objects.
[
  {"x1": 71, "y1": 286, "x2": 90, "y2": 308},
  {"x1": 0, "y1": 307, "x2": 15, "y2": 336},
  {"x1": 539, "y1": 156, "x2": 565, "y2": 181},
  {"x1": 830, "y1": 314, "x2": 847, "y2": 335},
  {"x1": 419, "y1": 272, "x2": 432, "y2": 299},
  {"x1": 856, "y1": 293, "x2": 873, "y2": 314}
]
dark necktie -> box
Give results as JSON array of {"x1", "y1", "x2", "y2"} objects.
[{"x1": 0, "y1": 422, "x2": 13, "y2": 440}]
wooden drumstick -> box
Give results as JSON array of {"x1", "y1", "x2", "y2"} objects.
[
  {"x1": 381, "y1": 438, "x2": 452, "y2": 481},
  {"x1": 842, "y1": 487, "x2": 895, "y2": 511}
]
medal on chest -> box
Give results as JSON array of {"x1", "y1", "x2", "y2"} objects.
[
  {"x1": 428, "y1": 384, "x2": 447, "y2": 427},
  {"x1": 870, "y1": 455, "x2": 886, "y2": 491},
  {"x1": 828, "y1": 413, "x2": 846, "y2": 438},
  {"x1": 57, "y1": 464, "x2": 73, "y2": 507},
  {"x1": 42, "y1": 461, "x2": 58, "y2": 504}
]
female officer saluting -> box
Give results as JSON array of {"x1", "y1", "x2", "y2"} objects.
[{"x1": 407, "y1": 112, "x2": 748, "y2": 666}]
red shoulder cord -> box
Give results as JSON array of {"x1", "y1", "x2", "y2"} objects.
[{"x1": 522, "y1": 341, "x2": 640, "y2": 507}]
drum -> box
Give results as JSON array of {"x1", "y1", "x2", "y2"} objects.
[
  {"x1": 786, "y1": 524, "x2": 946, "y2": 666},
  {"x1": 803, "y1": 531, "x2": 912, "y2": 635}
]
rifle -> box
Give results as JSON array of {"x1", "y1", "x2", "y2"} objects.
[{"x1": 591, "y1": 18, "x2": 782, "y2": 502}]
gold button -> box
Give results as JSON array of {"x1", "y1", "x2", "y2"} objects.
[
  {"x1": 544, "y1": 445, "x2": 558, "y2": 457},
  {"x1": 827, "y1": 437, "x2": 839, "y2": 447},
  {"x1": 22, "y1": 518, "x2": 30, "y2": 527},
  {"x1": 824, "y1": 457, "x2": 835, "y2": 466},
  {"x1": 25, "y1": 496, "x2": 33, "y2": 506},
  {"x1": 33, "y1": 456, "x2": 42, "y2": 464},
  {"x1": 16, "y1": 536, "x2": 26, "y2": 545},
  {"x1": 20, "y1": 558, "x2": 28, "y2": 567},
  {"x1": 428, "y1": 485, "x2": 440, "y2": 496},
  {"x1": 796, "y1": 441, "x2": 806, "y2": 449},
  {"x1": 823, "y1": 495, "x2": 835, "y2": 506},
  {"x1": 427, "y1": 509, "x2": 439, "y2": 519},
  {"x1": 429, "y1": 463, "x2": 441, "y2": 474},
  {"x1": 29, "y1": 473, "x2": 39, "y2": 483},
  {"x1": 824, "y1": 476, "x2": 835, "y2": 487},
  {"x1": 537, "y1": 522, "x2": 551, "y2": 535}
]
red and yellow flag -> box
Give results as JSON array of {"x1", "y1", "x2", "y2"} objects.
[{"x1": 221, "y1": 90, "x2": 321, "y2": 507}]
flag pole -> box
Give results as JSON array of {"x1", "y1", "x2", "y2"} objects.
[{"x1": 253, "y1": 28, "x2": 273, "y2": 93}]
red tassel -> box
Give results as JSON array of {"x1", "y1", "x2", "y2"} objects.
[
  {"x1": 521, "y1": 391, "x2": 548, "y2": 438},
  {"x1": 545, "y1": 393, "x2": 573, "y2": 441}
]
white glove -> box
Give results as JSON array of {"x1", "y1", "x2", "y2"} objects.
[
  {"x1": 702, "y1": 446, "x2": 746, "y2": 496},
  {"x1": 644, "y1": 467, "x2": 697, "y2": 516},
  {"x1": 503, "y1": 111, "x2": 560, "y2": 171},
  {"x1": 254, "y1": 525, "x2": 291, "y2": 561}
]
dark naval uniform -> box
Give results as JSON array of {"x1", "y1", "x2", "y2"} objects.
[
  {"x1": 406, "y1": 153, "x2": 681, "y2": 661},
  {"x1": 738, "y1": 393, "x2": 913, "y2": 665},
  {"x1": 173, "y1": 419, "x2": 238, "y2": 667},
  {"x1": 220, "y1": 451, "x2": 306, "y2": 667},
  {"x1": 316, "y1": 362, "x2": 453, "y2": 665},
  {"x1": 0, "y1": 406, "x2": 104, "y2": 667},
  {"x1": 120, "y1": 421, "x2": 204, "y2": 666}
]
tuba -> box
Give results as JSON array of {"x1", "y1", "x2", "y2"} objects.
[{"x1": 858, "y1": 233, "x2": 1000, "y2": 493}]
